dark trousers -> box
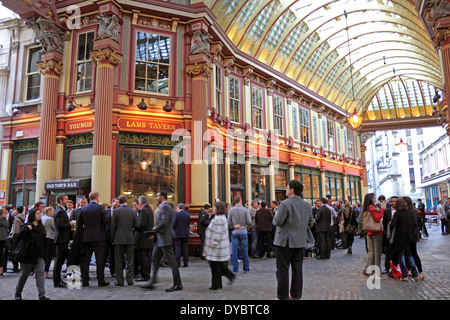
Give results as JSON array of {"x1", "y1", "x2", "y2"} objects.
[
  {"x1": 384, "y1": 242, "x2": 397, "y2": 271},
  {"x1": 81, "y1": 241, "x2": 106, "y2": 285},
  {"x1": 208, "y1": 260, "x2": 234, "y2": 290},
  {"x1": 317, "y1": 231, "x2": 331, "y2": 258},
  {"x1": 53, "y1": 242, "x2": 69, "y2": 284},
  {"x1": 150, "y1": 244, "x2": 181, "y2": 286},
  {"x1": 44, "y1": 238, "x2": 54, "y2": 272},
  {"x1": 175, "y1": 238, "x2": 189, "y2": 267},
  {"x1": 114, "y1": 244, "x2": 134, "y2": 285},
  {"x1": 275, "y1": 245, "x2": 304, "y2": 300},
  {"x1": 257, "y1": 231, "x2": 272, "y2": 258},
  {"x1": 104, "y1": 241, "x2": 115, "y2": 276},
  {"x1": 138, "y1": 248, "x2": 152, "y2": 280}
]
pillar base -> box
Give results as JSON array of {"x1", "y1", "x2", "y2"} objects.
[
  {"x1": 92, "y1": 155, "x2": 112, "y2": 204},
  {"x1": 36, "y1": 159, "x2": 57, "y2": 202}
]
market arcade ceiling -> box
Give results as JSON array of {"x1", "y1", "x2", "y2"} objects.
[{"x1": 205, "y1": 0, "x2": 443, "y2": 130}]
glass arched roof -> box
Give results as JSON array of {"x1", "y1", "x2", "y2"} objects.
[{"x1": 206, "y1": 0, "x2": 443, "y2": 122}]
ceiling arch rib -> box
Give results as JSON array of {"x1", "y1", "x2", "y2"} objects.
[
  {"x1": 208, "y1": 0, "x2": 443, "y2": 123},
  {"x1": 301, "y1": 21, "x2": 440, "y2": 88}
]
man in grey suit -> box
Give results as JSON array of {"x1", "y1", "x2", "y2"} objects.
[
  {"x1": 138, "y1": 190, "x2": 183, "y2": 292},
  {"x1": 111, "y1": 195, "x2": 138, "y2": 286},
  {"x1": 273, "y1": 180, "x2": 314, "y2": 300}
]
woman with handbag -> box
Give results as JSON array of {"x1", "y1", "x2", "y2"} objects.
[
  {"x1": 203, "y1": 202, "x2": 235, "y2": 291},
  {"x1": 362, "y1": 193, "x2": 386, "y2": 279},
  {"x1": 14, "y1": 208, "x2": 50, "y2": 300},
  {"x1": 342, "y1": 202, "x2": 357, "y2": 255}
]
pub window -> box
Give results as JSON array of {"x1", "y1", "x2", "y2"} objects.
[
  {"x1": 300, "y1": 107, "x2": 310, "y2": 144},
  {"x1": 135, "y1": 32, "x2": 170, "y2": 94},
  {"x1": 252, "y1": 85, "x2": 263, "y2": 129},
  {"x1": 327, "y1": 120, "x2": 335, "y2": 152},
  {"x1": 215, "y1": 64, "x2": 222, "y2": 114},
  {"x1": 273, "y1": 95, "x2": 284, "y2": 136},
  {"x1": 76, "y1": 32, "x2": 94, "y2": 92},
  {"x1": 25, "y1": 46, "x2": 42, "y2": 101},
  {"x1": 229, "y1": 76, "x2": 240, "y2": 123}
]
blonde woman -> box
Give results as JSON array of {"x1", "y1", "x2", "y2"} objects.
[{"x1": 41, "y1": 206, "x2": 55, "y2": 279}]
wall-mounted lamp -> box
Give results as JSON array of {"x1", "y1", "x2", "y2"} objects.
[
  {"x1": 12, "y1": 106, "x2": 20, "y2": 116},
  {"x1": 66, "y1": 99, "x2": 83, "y2": 112},
  {"x1": 137, "y1": 98, "x2": 147, "y2": 111},
  {"x1": 163, "y1": 100, "x2": 172, "y2": 112}
]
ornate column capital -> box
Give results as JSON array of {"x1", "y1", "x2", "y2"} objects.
[
  {"x1": 90, "y1": 47, "x2": 122, "y2": 66},
  {"x1": 186, "y1": 62, "x2": 212, "y2": 78},
  {"x1": 37, "y1": 58, "x2": 63, "y2": 77}
]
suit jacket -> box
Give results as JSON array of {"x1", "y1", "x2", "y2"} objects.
[
  {"x1": 78, "y1": 201, "x2": 107, "y2": 243},
  {"x1": 173, "y1": 209, "x2": 190, "y2": 239},
  {"x1": 255, "y1": 208, "x2": 273, "y2": 232},
  {"x1": 315, "y1": 205, "x2": 331, "y2": 232},
  {"x1": 134, "y1": 204, "x2": 155, "y2": 249},
  {"x1": 111, "y1": 204, "x2": 138, "y2": 245},
  {"x1": 273, "y1": 196, "x2": 314, "y2": 248},
  {"x1": 153, "y1": 202, "x2": 175, "y2": 247},
  {"x1": 54, "y1": 205, "x2": 71, "y2": 244}
]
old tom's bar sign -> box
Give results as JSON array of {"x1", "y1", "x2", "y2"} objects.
[{"x1": 45, "y1": 178, "x2": 91, "y2": 190}]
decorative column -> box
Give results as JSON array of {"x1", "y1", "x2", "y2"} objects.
[
  {"x1": 186, "y1": 60, "x2": 211, "y2": 208},
  {"x1": 0, "y1": 141, "x2": 14, "y2": 204},
  {"x1": 90, "y1": 45, "x2": 122, "y2": 204},
  {"x1": 359, "y1": 132, "x2": 374, "y2": 197},
  {"x1": 35, "y1": 53, "x2": 63, "y2": 201}
]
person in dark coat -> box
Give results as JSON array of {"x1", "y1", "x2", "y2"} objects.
[
  {"x1": 14, "y1": 208, "x2": 50, "y2": 300},
  {"x1": 197, "y1": 203, "x2": 211, "y2": 259},
  {"x1": 77, "y1": 191, "x2": 109, "y2": 287},
  {"x1": 389, "y1": 198, "x2": 419, "y2": 281},
  {"x1": 315, "y1": 198, "x2": 332, "y2": 259},
  {"x1": 342, "y1": 201, "x2": 357, "y2": 254},
  {"x1": 53, "y1": 193, "x2": 70, "y2": 288},
  {"x1": 255, "y1": 201, "x2": 273, "y2": 259},
  {"x1": 173, "y1": 203, "x2": 190, "y2": 267},
  {"x1": 105, "y1": 197, "x2": 119, "y2": 278},
  {"x1": 111, "y1": 195, "x2": 138, "y2": 286},
  {"x1": 135, "y1": 195, "x2": 155, "y2": 282}
]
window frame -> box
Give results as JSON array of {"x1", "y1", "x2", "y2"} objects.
[
  {"x1": 273, "y1": 94, "x2": 284, "y2": 136},
  {"x1": 24, "y1": 46, "x2": 42, "y2": 102},
  {"x1": 75, "y1": 31, "x2": 95, "y2": 94},
  {"x1": 326, "y1": 119, "x2": 336, "y2": 152},
  {"x1": 229, "y1": 75, "x2": 241, "y2": 124},
  {"x1": 132, "y1": 28, "x2": 173, "y2": 96},
  {"x1": 251, "y1": 84, "x2": 264, "y2": 130},
  {"x1": 214, "y1": 63, "x2": 223, "y2": 115},
  {"x1": 299, "y1": 107, "x2": 311, "y2": 145}
]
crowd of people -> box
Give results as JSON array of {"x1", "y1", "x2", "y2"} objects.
[{"x1": 0, "y1": 184, "x2": 448, "y2": 300}]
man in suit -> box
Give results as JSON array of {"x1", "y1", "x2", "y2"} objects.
[
  {"x1": 315, "y1": 197, "x2": 332, "y2": 260},
  {"x1": 138, "y1": 190, "x2": 183, "y2": 292},
  {"x1": 173, "y1": 203, "x2": 190, "y2": 267},
  {"x1": 111, "y1": 195, "x2": 138, "y2": 286},
  {"x1": 77, "y1": 191, "x2": 109, "y2": 287},
  {"x1": 53, "y1": 193, "x2": 70, "y2": 288},
  {"x1": 105, "y1": 198, "x2": 119, "y2": 278},
  {"x1": 273, "y1": 180, "x2": 314, "y2": 300},
  {"x1": 135, "y1": 195, "x2": 155, "y2": 282}
]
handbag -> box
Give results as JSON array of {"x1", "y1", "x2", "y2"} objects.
[
  {"x1": 362, "y1": 210, "x2": 381, "y2": 233},
  {"x1": 345, "y1": 223, "x2": 356, "y2": 235},
  {"x1": 10, "y1": 237, "x2": 29, "y2": 262}
]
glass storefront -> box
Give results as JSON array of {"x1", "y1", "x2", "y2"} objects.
[
  {"x1": 294, "y1": 166, "x2": 321, "y2": 204},
  {"x1": 324, "y1": 171, "x2": 344, "y2": 201},
  {"x1": 11, "y1": 140, "x2": 38, "y2": 208},
  {"x1": 119, "y1": 133, "x2": 180, "y2": 209},
  {"x1": 274, "y1": 164, "x2": 288, "y2": 202},
  {"x1": 347, "y1": 175, "x2": 361, "y2": 204},
  {"x1": 251, "y1": 164, "x2": 268, "y2": 201}
]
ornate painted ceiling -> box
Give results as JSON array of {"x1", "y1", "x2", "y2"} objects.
[{"x1": 204, "y1": 0, "x2": 443, "y2": 124}]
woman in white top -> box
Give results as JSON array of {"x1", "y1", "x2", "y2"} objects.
[{"x1": 204, "y1": 202, "x2": 235, "y2": 290}]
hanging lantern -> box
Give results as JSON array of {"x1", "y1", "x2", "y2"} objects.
[
  {"x1": 347, "y1": 108, "x2": 363, "y2": 129},
  {"x1": 395, "y1": 138, "x2": 407, "y2": 147}
]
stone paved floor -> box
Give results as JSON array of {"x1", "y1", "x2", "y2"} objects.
[{"x1": 1, "y1": 223, "x2": 449, "y2": 301}]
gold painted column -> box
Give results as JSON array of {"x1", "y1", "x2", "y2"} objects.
[
  {"x1": 35, "y1": 53, "x2": 63, "y2": 201},
  {"x1": 186, "y1": 61, "x2": 211, "y2": 208},
  {"x1": 90, "y1": 45, "x2": 122, "y2": 203},
  {"x1": 1, "y1": 141, "x2": 13, "y2": 204}
]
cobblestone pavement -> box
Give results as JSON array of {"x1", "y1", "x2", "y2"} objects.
[{"x1": 0, "y1": 223, "x2": 449, "y2": 301}]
